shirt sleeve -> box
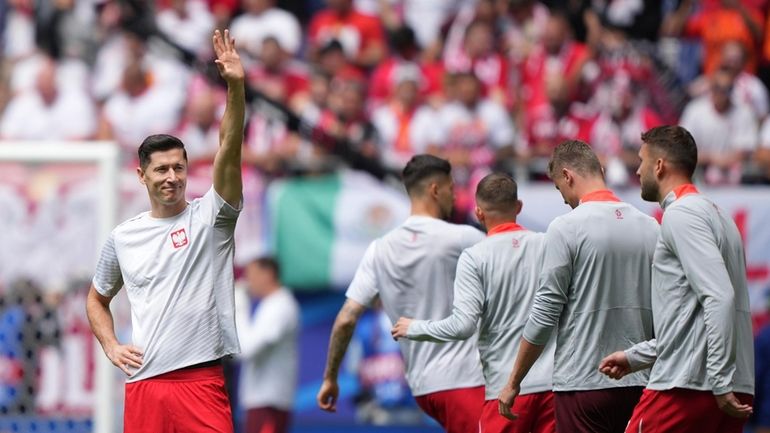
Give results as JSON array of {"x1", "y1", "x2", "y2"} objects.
[
  {"x1": 345, "y1": 240, "x2": 380, "y2": 307},
  {"x1": 663, "y1": 206, "x2": 737, "y2": 395},
  {"x1": 624, "y1": 338, "x2": 658, "y2": 372},
  {"x1": 407, "y1": 250, "x2": 482, "y2": 342},
  {"x1": 237, "y1": 293, "x2": 299, "y2": 360},
  {"x1": 92, "y1": 232, "x2": 124, "y2": 297},
  {"x1": 523, "y1": 219, "x2": 573, "y2": 346},
  {"x1": 196, "y1": 186, "x2": 242, "y2": 228}
]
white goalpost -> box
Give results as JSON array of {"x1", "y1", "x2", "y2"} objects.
[{"x1": 0, "y1": 142, "x2": 119, "y2": 433}]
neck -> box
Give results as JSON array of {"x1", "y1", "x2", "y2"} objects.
[
  {"x1": 657, "y1": 174, "x2": 694, "y2": 205},
  {"x1": 485, "y1": 216, "x2": 517, "y2": 232},
  {"x1": 150, "y1": 200, "x2": 187, "y2": 218},
  {"x1": 576, "y1": 177, "x2": 610, "y2": 201},
  {"x1": 410, "y1": 199, "x2": 442, "y2": 219}
]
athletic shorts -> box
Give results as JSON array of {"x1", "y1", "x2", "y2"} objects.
[
  {"x1": 414, "y1": 386, "x2": 485, "y2": 433},
  {"x1": 124, "y1": 364, "x2": 233, "y2": 433},
  {"x1": 625, "y1": 388, "x2": 753, "y2": 433},
  {"x1": 554, "y1": 387, "x2": 643, "y2": 433},
  {"x1": 481, "y1": 391, "x2": 555, "y2": 433}
]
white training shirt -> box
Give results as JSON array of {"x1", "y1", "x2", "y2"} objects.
[
  {"x1": 346, "y1": 215, "x2": 486, "y2": 396},
  {"x1": 523, "y1": 191, "x2": 659, "y2": 391},
  {"x1": 407, "y1": 225, "x2": 555, "y2": 400},
  {"x1": 93, "y1": 187, "x2": 241, "y2": 382},
  {"x1": 237, "y1": 288, "x2": 300, "y2": 411}
]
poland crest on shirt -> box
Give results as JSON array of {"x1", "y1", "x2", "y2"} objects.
[{"x1": 171, "y1": 228, "x2": 188, "y2": 249}]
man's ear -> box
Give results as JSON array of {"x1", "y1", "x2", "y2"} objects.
[
  {"x1": 474, "y1": 206, "x2": 484, "y2": 225},
  {"x1": 562, "y1": 168, "x2": 573, "y2": 187},
  {"x1": 655, "y1": 157, "x2": 665, "y2": 179},
  {"x1": 136, "y1": 166, "x2": 146, "y2": 185},
  {"x1": 514, "y1": 199, "x2": 523, "y2": 216},
  {"x1": 428, "y1": 181, "x2": 439, "y2": 199}
]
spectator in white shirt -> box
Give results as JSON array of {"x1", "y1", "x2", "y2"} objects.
[
  {"x1": 236, "y1": 257, "x2": 299, "y2": 433},
  {"x1": 689, "y1": 40, "x2": 769, "y2": 121},
  {"x1": 230, "y1": 0, "x2": 302, "y2": 63},
  {"x1": 680, "y1": 69, "x2": 758, "y2": 185},
  {"x1": 1, "y1": 58, "x2": 96, "y2": 140},
  {"x1": 156, "y1": 0, "x2": 215, "y2": 57}
]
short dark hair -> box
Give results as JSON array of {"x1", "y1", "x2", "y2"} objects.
[
  {"x1": 138, "y1": 134, "x2": 187, "y2": 169},
  {"x1": 252, "y1": 256, "x2": 281, "y2": 280},
  {"x1": 402, "y1": 154, "x2": 452, "y2": 196},
  {"x1": 548, "y1": 140, "x2": 603, "y2": 179},
  {"x1": 640, "y1": 126, "x2": 698, "y2": 177},
  {"x1": 476, "y1": 173, "x2": 518, "y2": 214}
]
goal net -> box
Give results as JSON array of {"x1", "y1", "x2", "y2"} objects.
[{"x1": 0, "y1": 142, "x2": 120, "y2": 433}]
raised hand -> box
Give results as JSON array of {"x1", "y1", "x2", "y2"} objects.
[{"x1": 212, "y1": 29, "x2": 244, "y2": 84}]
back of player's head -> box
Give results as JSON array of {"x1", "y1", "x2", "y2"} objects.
[
  {"x1": 548, "y1": 140, "x2": 603, "y2": 179},
  {"x1": 138, "y1": 134, "x2": 188, "y2": 169},
  {"x1": 252, "y1": 256, "x2": 281, "y2": 280},
  {"x1": 402, "y1": 154, "x2": 452, "y2": 196},
  {"x1": 476, "y1": 173, "x2": 519, "y2": 214},
  {"x1": 640, "y1": 126, "x2": 698, "y2": 178}
]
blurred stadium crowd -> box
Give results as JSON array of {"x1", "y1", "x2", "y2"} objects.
[
  {"x1": 2, "y1": 0, "x2": 770, "y2": 430},
  {"x1": 3, "y1": 0, "x2": 770, "y2": 197}
]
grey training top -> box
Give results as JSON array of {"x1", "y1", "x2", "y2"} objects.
[
  {"x1": 625, "y1": 186, "x2": 755, "y2": 395},
  {"x1": 523, "y1": 191, "x2": 660, "y2": 391},
  {"x1": 407, "y1": 226, "x2": 555, "y2": 400}
]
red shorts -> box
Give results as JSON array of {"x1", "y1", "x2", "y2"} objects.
[
  {"x1": 245, "y1": 407, "x2": 291, "y2": 433},
  {"x1": 124, "y1": 364, "x2": 233, "y2": 433},
  {"x1": 481, "y1": 392, "x2": 555, "y2": 433},
  {"x1": 625, "y1": 388, "x2": 754, "y2": 433},
  {"x1": 414, "y1": 386, "x2": 485, "y2": 433}
]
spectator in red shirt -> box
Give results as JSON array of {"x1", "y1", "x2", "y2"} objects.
[
  {"x1": 519, "y1": 11, "x2": 591, "y2": 114},
  {"x1": 308, "y1": 0, "x2": 387, "y2": 69},
  {"x1": 368, "y1": 26, "x2": 444, "y2": 108},
  {"x1": 247, "y1": 37, "x2": 310, "y2": 107}
]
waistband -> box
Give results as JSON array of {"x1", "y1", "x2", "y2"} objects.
[{"x1": 132, "y1": 362, "x2": 224, "y2": 383}]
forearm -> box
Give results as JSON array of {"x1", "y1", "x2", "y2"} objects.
[
  {"x1": 624, "y1": 338, "x2": 658, "y2": 371},
  {"x1": 506, "y1": 338, "x2": 546, "y2": 387},
  {"x1": 323, "y1": 318, "x2": 357, "y2": 381},
  {"x1": 219, "y1": 80, "x2": 245, "y2": 156},
  {"x1": 86, "y1": 292, "x2": 119, "y2": 352},
  {"x1": 408, "y1": 313, "x2": 476, "y2": 342}
]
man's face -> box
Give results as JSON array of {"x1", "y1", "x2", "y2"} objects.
[
  {"x1": 245, "y1": 262, "x2": 274, "y2": 299},
  {"x1": 436, "y1": 176, "x2": 455, "y2": 220},
  {"x1": 138, "y1": 148, "x2": 188, "y2": 208},
  {"x1": 637, "y1": 143, "x2": 660, "y2": 202}
]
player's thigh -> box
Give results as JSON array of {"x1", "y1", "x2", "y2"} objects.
[
  {"x1": 171, "y1": 376, "x2": 233, "y2": 433},
  {"x1": 625, "y1": 389, "x2": 723, "y2": 433}
]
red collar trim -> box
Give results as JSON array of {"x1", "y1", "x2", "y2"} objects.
[
  {"x1": 673, "y1": 183, "x2": 699, "y2": 199},
  {"x1": 580, "y1": 189, "x2": 621, "y2": 203},
  {"x1": 487, "y1": 222, "x2": 526, "y2": 237}
]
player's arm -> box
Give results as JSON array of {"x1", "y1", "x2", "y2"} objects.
[
  {"x1": 86, "y1": 285, "x2": 143, "y2": 376},
  {"x1": 498, "y1": 338, "x2": 546, "y2": 420},
  {"x1": 392, "y1": 251, "x2": 482, "y2": 342},
  {"x1": 499, "y1": 222, "x2": 572, "y2": 419},
  {"x1": 600, "y1": 338, "x2": 658, "y2": 380},
  {"x1": 317, "y1": 298, "x2": 367, "y2": 412},
  {"x1": 665, "y1": 207, "x2": 752, "y2": 418},
  {"x1": 211, "y1": 29, "x2": 246, "y2": 208}
]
